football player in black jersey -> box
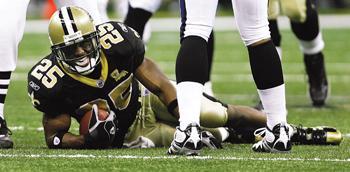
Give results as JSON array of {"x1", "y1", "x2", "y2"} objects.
[
  {"x1": 28, "y1": 6, "x2": 178, "y2": 149},
  {"x1": 124, "y1": 81, "x2": 342, "y2": 149},
  {"x1": 27, "y1": 6, "x2": 342, "y2": 151}
]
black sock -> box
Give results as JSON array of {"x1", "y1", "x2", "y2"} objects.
[
  {"x1": 124, "y1": 6, "x2": 152, "y2": 39},
  {"x1": 176, "y1": 36, "x2": 208, "y2": 84},
  {"x1": 268, "y1": 19, "x2": 281, "y2": 47},
  {"x1": 248, "y1": 40, "x2": 284, "y2": 89},
  {"x1": 206, "y1": 31, "x2": 215, "y2": 82},
  {"x1": 304, "y1": 52, "x2": 327, "y2": 84}
]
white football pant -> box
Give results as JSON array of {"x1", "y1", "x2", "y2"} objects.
[
  {"x1": 181, "y1": 0, "x2": 270, "y2": 46},
  {"x1": 0, "y1": 0, "x2": 30, "y2": 71}
]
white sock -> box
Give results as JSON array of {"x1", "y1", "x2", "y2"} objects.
[
  {"x1": 203, "y1": 81, "x2": 214, "y2": 96},
  {"x1": 97, "y1": 0, "x2": 110, "y2": 22},
  {"x1": 219, "y1": 127, "x2": 230, "y2": 142},
  {"x1": 258, "y1": 84, "x2": 287, "y2": 129},
  {"x1": 0, "y1": 104, "x2": 4, "y2": 119},
  {"x1": 299, "y1": 32, "x2": 325, "y2": 55},
  {"x1": 276, "y1": 46, "x2": 282, "y2": 60},
  {"x1": 176, "y1": 82, "x2": 203, "y2": 130}
]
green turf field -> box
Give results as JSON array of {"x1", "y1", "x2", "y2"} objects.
[{"x1": 1, "y1": 29, "x2": 349, "y2": 171}]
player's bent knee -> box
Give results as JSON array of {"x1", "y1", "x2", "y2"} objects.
[
  {"x1": 200, "y1": 95, "x2": 228, "y2": 128},
  {"x1": 281, "y1": 0, "x2": 307, "y2": 22},
  {"x1": 183, "y1": 25, "x2": 212, "y2": 42},
  {"x1": 239, "y1": 26, "x2": 271, "y2": 46},
  {"x1": 268, "y1": 0, "x2": 280, "y2": 20}
]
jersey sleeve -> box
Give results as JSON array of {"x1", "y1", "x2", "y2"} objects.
[
  {"x1": 27, "y1": 56, "x2": 71, "y2": 116},
  {"x1": 124, "y1": 24, "x2": 145, "y2": 69},
  {"x1": 98, "y1": 21, "x2": 145, "y2": 71}
]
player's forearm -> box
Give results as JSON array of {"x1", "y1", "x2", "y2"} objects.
[
  {"x1": 158, "y1": 81, "x2": 179, "y2": 118},
  {"x1": 46, "y1": 132, "x2": 85, "y2": 149},
  {"x1": 135, "y1": 58, "x2": 178, "y2": 107},
  {"x1": 158, "y1": 81, "x2": 177, "y2": 108}
]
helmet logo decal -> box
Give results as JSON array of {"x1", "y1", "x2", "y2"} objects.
[{"x1": 58, "y1": 7, "x2": 78, "y2": 36}]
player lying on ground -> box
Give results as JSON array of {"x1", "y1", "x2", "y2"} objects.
[
  {"x1": 27, "y1": 6, "x2": 342, "y2": 150},
  {"x1": 122, "y1": 82, "x2": 342, "y2": 149}
]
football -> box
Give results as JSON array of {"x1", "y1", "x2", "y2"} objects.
[{"x1": 79, "y1": 108, "x2": 110, "y2": 135}]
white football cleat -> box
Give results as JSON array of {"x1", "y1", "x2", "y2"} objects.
[
  {"x1": 168, "y1": 123, "x2": 203, "y2": 156},
  {"x1": 252, "y1": 122, "x2": 291, "y2": 153}
]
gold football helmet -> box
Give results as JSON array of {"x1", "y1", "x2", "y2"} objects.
[{"x1": 48, "y1": 6, "x2": 100, "y2": 74}]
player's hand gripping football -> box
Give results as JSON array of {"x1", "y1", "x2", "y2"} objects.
[{"x1": 83, "y1": 104, "x2": 117, "y2": 149}]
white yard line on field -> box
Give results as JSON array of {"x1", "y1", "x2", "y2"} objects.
[
  {"x1": 0, "y1": 153, "x2": 349, "y2": 162},
  {"x1": 9, "y1": 126, "x2": 350, "y2": 139}
]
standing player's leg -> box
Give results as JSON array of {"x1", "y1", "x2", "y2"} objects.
[
  {"x1": 113, "y1": 0, "x2": 129, "y2": 19},
  {"x1": 287, "y1": 0, "x2": 328, "y2": 107},
  {"x1": 268, "y1": 20, "x2": 282, "y2": 58},
  {"x1": 254, "y1": 0, "x2": 282, "y2": 110},
  {"x1": 268, "y1": 0, "x2": 283, "y2": 58},
  {"x1": 97, "y1": 0, "x2": 110, "y2": 22},
  {"x1": 204, "y1": 31, "x2": 215, "y2": 96},
  {"x1": 168, "y1": 0, "x2": 218, "y2": 156},
  {"x1": 123, "y1": 0, "x2": 215, "y2": 96},
  {"x1": 254, "y1": 19, "x2": 282, "y2": 111},
  {"x1": 123, "y1": 0, "x2": 161, "y2": 41},
  {"x1": 0, "y1": 0, "x2": 30, "y2": 149},
  {"x1": 232, "y1": 0, "x2": 291, "y2": 153}
]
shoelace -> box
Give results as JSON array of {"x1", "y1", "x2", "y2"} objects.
[{"x1": 252, "y1": 128, "x2": 270, "y2": 150}]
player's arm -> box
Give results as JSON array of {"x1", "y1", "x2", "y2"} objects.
[
  {"x1": 135, "y1": 57, "x2": 179, "y2": 118},
  {"x1": 42, "y1": 113, "x2": 85, "y2": 149},
  {"x1": 118, "y1": 21, "x2": 179, "y2": 117}
]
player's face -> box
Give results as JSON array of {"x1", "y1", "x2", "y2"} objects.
[{"x1": 62, "y1": 39, "x2": 95, "y2": 67}]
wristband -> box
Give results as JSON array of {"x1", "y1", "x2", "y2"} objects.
[{"x1": 51, "y1": 132, "x2": 65, "y2": 149}]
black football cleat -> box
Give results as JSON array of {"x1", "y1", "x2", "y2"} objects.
[
  {"x1": 0, "y1": 118, "x2": 13, "y2": 149},
  {"x1": 304, "y1": 52, "x2": 328, "y2": 107},
  {"x1": 168, "y1": 123, "x2": 203, "y2": 156},
  {"x1": 201, "y1": 131, "x2": 222, "y2": 149},
  {"x1": 225, "y1": 127, "x2": 257, "y2": 144},
  {"x1": 291, "y1": 125, "x2": 342, "y2": 145},
  {"x1": 252, "y1": 123, "x2": 291, "y2": 153}
]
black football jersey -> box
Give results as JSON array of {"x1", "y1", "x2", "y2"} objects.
[{"x1": 27, "y1": 21, "x2": 145, "y2": 148}]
